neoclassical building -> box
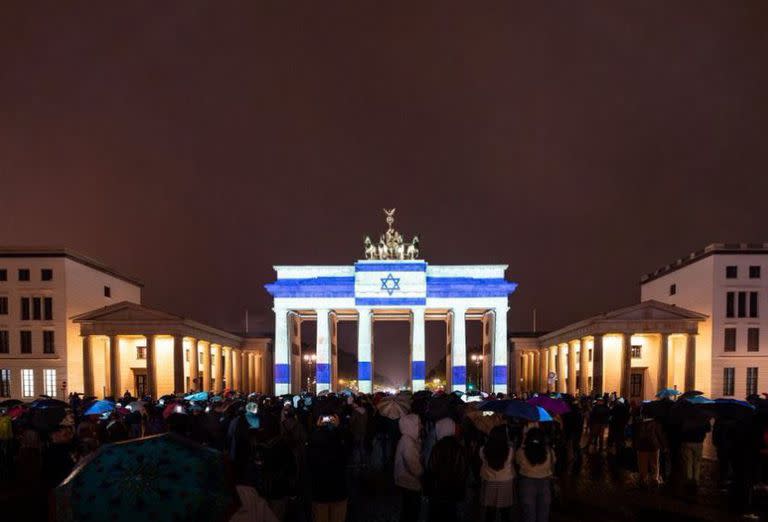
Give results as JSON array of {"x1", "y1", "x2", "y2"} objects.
[
  {"x1": 73, "y1": 302, "x2": 271, "y2": 399},
  {"x1": 511, "y1": 300, "x2": 706, "y2": 401}
]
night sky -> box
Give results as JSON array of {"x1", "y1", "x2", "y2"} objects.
[{"x1": 3, "y1": 3, "x2": 768, "y2": 385}]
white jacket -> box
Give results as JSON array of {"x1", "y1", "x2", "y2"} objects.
[{"x1": 394, "y1": 414, "x2": 423, "y2": 491}]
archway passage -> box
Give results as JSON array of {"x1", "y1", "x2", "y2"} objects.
[{"x1": 372, "y1": 321, "x2": 410, "y2": 391}]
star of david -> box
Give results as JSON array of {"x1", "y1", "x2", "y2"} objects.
[{"x1": 380, "y1": 273, "x2": 401, "y2": 296}]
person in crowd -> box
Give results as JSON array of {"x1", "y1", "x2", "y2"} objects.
[
  {"x1": 588, "y1": 398, "x2": 610, "y2": 453},
  {"x1": 676, "y1": 403, "x2": 712, "y2": 493},
  {"x1": 394, "y1": 413, "x2": 423, "y2": 522},
  {"x1": 307, "y1": 413, "x2": 349, "y2": 522},
  {"x1": 424, "y1": 417, "x2": 468, "y2": 522},
  {"x1": 516, "y1": 427, "x2": 555, "y2": 522},
  {"x1": 479, "y1": 424, "x2": 515, "y2": 522},
  {"x1": 632, "y1": 413, "x2": 666, "y2": 488}
]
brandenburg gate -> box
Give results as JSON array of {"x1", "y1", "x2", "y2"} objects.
[{"x1": 265, "y1": 210, "x2": 517, "y2": 395}]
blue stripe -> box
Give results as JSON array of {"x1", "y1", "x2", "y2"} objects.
[
  {"x1": 275, "y1": 364, "x2": 290, "y2": 384},
  {"x1": 316, "y1": 363, "x2": 330, "y2": 384},
  {"x1": 358, "y1": 361, "x2": 372, "y2": 381},
  {"x1": 412, "y1": 361, "x2": 426, "y2": 380},
  {"x1": 493, "y1": 365, "x2": 508, "y2": 385},
  {"x1": 355, "y1": 262, "x2": 426, "y2": 272},
  {"x1": 355, "y1": 297, "x2": 427, "y2": 306},
  {"x1": 264, "y1": 277, "x2": 354, "y2": 297},
  {"x1": 452, "y1": 365, "x2": 466, "y2": 385},
  {"x1": 427, "y1": 277, "x2": 517, "y2": 297}
]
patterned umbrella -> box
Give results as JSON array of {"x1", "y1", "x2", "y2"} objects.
[
  {"x1": 376, "y1": 396, "x2": 411, "y2": 420},
  {"x1": 54, "y1": 433, "x2": 239, "y2": 522}
]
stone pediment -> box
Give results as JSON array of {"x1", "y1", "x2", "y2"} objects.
[
  {"x1": 601, "y1": 300, "x2": 707, "y2": 322},
  {"x1": 72, "y1": 301, "x2": 183, "y2": 323}
]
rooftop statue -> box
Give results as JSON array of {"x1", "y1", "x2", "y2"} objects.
[{"x1": 363, "y1": 208, "x2": 420, "y2": 260}]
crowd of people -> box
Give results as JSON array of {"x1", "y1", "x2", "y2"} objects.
[{"x1": 1, "y1": 386, "x2": 768, "y2": 522}]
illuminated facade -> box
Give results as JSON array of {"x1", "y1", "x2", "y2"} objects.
[{"x1": 511, "y1": 301, "x2": 706, "y2": 401}]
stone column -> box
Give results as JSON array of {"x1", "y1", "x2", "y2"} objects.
[
  {"x1": 241, "y1": 351, "x2": 249, "y2": 393},
  {"x1": 201, "y1": 342, "x2": 211, "y2": 392},
  {"x1": 492, "y1": 307, "x2": 508, "y2": 394},
  {"x1": 213, "y1": 344, "x2": 224, "y2": 393},
  {"x1": 621, "y1": 333, "x2": 633, "y2": 399},
  {"x1": 451, "y1": 307, "x2": 467, "y2": 392},
  {"x1": 232, "y1": 349, "x2": 240, "y2": 391},
  {"x1": 145, "y1": 334, "x2": 157, "y2": 399},
  {"x1": 225, "y1": 347, "x2": 233, "y2": 391},
  {"x1": 592, "y1": 335, "x2": 604, "y2": 395},
  {"x1": 82, "y1": 335, "x2": 94, "y2": 396},
  {"x1": 173, "y1": 334, "x2": 184, "y2": 394},
  {"x1": 511, "y1": 347, "x2": 520, "y2": 395},
  {"x1": 548, "y1": 347, "x2": 556, "y2": 392},
  {"x1": 445, "y1": 312, "x2": 453, "y2": 390},
  {"x1": 685, "y1": 333, "x2": 696, "y2": 391},
  {"x1": 557, "y1": 344, "x2": 567, "y2": 393},
  {"x1": 315, "y1": 309, "x2": 331, "y2": 393},
  {"x1": 539, "y1": 348, "x2": 548, "y2": 394},
  {"x1": 108, "y1": 334, "x2": 120, "y2": 398},
  {"x1": 411, "y1": 308, "x2": 426, "y2": 391},
  {"x1": 658, "y1": 333, "x2": 670, "y2": 389},
  {"x1": 357, "y1": 307, "x2": 373, "y2": 393},
  {"x1": 568, "y1": 340, "x2": 578, "y2": 395},
  {"x1": 579, "y1": 337, "x2": 590, "y2": 395},
  {"x1": 188, "y1": 338, "x2": 199, "y2": 392},
  {"x1": 521, "y1": 353, "x2": 529, "y2": 391},
  {"x1": 274, "y1": 308, "x2": 290, "y2": 396}
]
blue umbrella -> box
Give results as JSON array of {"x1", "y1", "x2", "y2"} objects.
[
  {"x1": 184, "y1": 391, "x2": 210, "y2": 402},
  {"x1": 655, "y1": 388, "x2": 681, "y2": 399},
  {"x1": 684, "y1": 395, "x2": 714, "y2": 405},
  {"x1": 84, "y1": 400, "x2": 115, "y2": 416},
  {"x1": 479, "y1": 400, "x2": 553, "y2": 422}
]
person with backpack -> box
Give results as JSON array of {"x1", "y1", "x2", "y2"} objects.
[
  {"x1": 424, "y1": 417, "x2": 468, "y2": 522},
  {"x1": 516, "y1": 427, "x2": 555, "y2": 522},
  {"x1": 394, "y1": 413, "x2": 423, "y2": 522},
  {"x1": 479, "y1": 424, "x2": 515, "y2": 522}
]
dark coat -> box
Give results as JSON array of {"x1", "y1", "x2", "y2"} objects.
[
  {"x1": 424, "y1": 436, "x2": 469, "y2": 501},
  {"x1": 307, "y1": 426, "x2": 349, "y2": 502}
]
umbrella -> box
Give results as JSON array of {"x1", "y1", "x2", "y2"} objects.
[
  {"x1": 710, "y1": 398, "x2": 756, "y2": 421},
  {"x1": 54, "y1": 433, "x2": 239, "y2": 522},
  {"x1": 480, "y1": 400, "x2": 553, "y2": 422},
  {"x1": 0, "y1": 399, "x2": 23, "y2": 408},
  {"x1": 339, "y1": 388, "x2": 356, "y2": 397},
  {"x1": 684, "y1": 395, "x2": 714, "y2": 405},
  {"x1": 466, "y1": 409, "x2": 505, "y2": 434},
  {"x1": 28, "y1": 406, "x2": 68, "y2": 431},
  {"x1": 184, "y1": 391, "x2": 210, "y2": 402},
  {"x1": 527, "y1": 395, "x2": 570, "y2": 415},
  {"x1": 376, "y1": 396, "x2": 411, "y2": 420},
  {"x1": 84, "y1": 400, "x2": 115, "y2": 416},
  {"x1": 29, "y1": 398, "x2": 69, "y2": 409},
  {"x1": 126, "y1": 400, "x2": 146, "y2": 414},
  {"x1": 641, "y1": 400, "x2": 674, "y2": 419},
  {"x1": 655, "y1": 388, "x2": 681, "y2": 399},
  {"x1": 679, "y1": 390, "x2": 704, "y2": 400}
]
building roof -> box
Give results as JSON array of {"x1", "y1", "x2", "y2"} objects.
[
  {"x1": 0, "y1": 246, "x2": 143, "y2": 287},
  {"x1": 640, "y1": 242, "x2": 768, "y2": 284}
]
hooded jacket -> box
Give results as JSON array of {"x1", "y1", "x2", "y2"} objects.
[{"x1": 394, "y1": 414, "x2": 423, "y2": 491}]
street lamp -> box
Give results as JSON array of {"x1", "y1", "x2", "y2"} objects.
[
  {"x1": 303, "y1": 353, "x2": 317, "y2": 393},
  {"x1": 471, "y1": 353, "x2": 484, "y2": 391}
]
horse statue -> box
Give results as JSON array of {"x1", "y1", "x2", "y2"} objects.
[
  {"x1": 377, "y1": 238, "x2": 390, "y2": 259},
  {"x1": 363, "y1": 236, "x2": 377, "y2": 259},
  {"x1": 406, "y1": 235, "x2": 420, "y2": 259}
]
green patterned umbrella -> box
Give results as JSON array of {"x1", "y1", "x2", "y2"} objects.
[{"x1": 54, "y1": 433, "x2": 239, "y2": 522}]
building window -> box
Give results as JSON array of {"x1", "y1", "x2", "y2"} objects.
[
  {"x1": 750, "y1": 266, "x2": 761, "y2": 279},
  {"x1": 726, "y1": 266, "x2": 738, "y2": 279},
  {"x1": 727, "y1": 292, "x2": 735, "y2": 318},
  {"x1": 43, "y1": 331, "x2": 55, "y2": 354},
  {"x1": 32, "y1": 297, "x2": 41, "y2": 320},
  {"x1": 750, "y1": 292, "x2": 759, "y2": 318},
  {"x1": 0, "y1": 269, "x2": 6, "y2": 281},
  {"x1": 0, "y1": 296, "x2": 7, "y2": 315},
  {"x1": 20, "y1": 331, "x2": 32, "y2": 354},
  {"x1": 44, "y1": 369, "x2": 57, "y2": 397},
  {"x1": 748, "y1": 328, "x2": 760, "y2": 352},
  {"x1": 136, "y1": 346, "x2": 147, "y2": 360},
  {"x1": 21, "y1": 297, "x2": 30, "y2": 320},
  {"x1": 44, "y1": 297, "x2": 53, "y2": 320},
  {"x1": 18, "y1": 269, "x2": 30, "y2": 281},
  {"x1": 630, "y1": 345, "x2": 642, "y2": 358},
  {"x1": 723, "y1": 367, "x2": 735, "y2": 397},
  {"x1": 104, "y1": 286, "x2": 111, "y2": 298},
  {"x1": 41, "y1": 269, "x2": 53, "y2": 281},
  {"x1": 0, "y1": 369, "x2": 9, "y2": 397},
  {"x1": 21, "y1": 369, "x2": 34, "y2": 397},
  {"x1": 738, "y1": 291, "x2": 747, "y2": 318},
  {"x1": 589, "y1": 349, "x2": 593, "y2": 362},
  {"x1": 669, "y1": 284, "x2": 677, "y2": 296},
  {"x1": 724, "y1": 328, "x2": 737, "y2": 352},
  {"x1": 630, "y1": 373, "x2": 643, "y2": 397},
  {"x1": 0, "y1": 331, "x2": 8, "y2": 354},
  {"x1": 747, "y1": 367, "x2": 759, "y2": 397}
]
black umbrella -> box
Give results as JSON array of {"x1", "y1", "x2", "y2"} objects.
[
  {"x1": 0, "y1": 399, "x2": 23, "y2": 408},
  {"x1": 640, "y1": 399, "x2": 674, "y2": 419},
  {"x1": 710, "y1": 399, "x2": 756, "y2": 421},
  {"x1": 679, "y1": 390, "x2": 704, "y2": 400},
  {"x1": 28, "y1": 398, "x2": 69, "y2": 409}
]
